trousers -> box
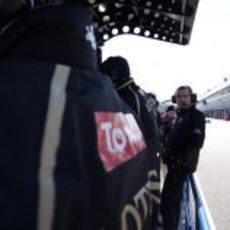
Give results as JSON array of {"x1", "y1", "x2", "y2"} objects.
[{"x1": 161, "y1": 168, "x2": 187, "y2": 230}]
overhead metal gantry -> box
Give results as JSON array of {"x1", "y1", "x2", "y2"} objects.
[{"x1": 86, "y1": 0, "x2": 200, "y2": 46}]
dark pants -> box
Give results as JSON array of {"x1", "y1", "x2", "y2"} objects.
[{"x1": 161, "y1": 168, "x2": 187, "y2": 230}]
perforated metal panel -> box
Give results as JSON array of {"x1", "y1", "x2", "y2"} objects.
[{"x1": 86, "y1": 0, "x2": 199, "y2": 46}]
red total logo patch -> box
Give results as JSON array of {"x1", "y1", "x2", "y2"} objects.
[{"x1": 95, "y1": 112, "x2": 146, "y2": 172}]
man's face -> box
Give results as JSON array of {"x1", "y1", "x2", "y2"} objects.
[{"x1": 176, "y1": 88, "x2": 192, "y2": 109}]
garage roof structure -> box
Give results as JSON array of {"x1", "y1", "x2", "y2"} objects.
[{"x1": 87, "y1": 0, "x2": 200, "y2": 46}]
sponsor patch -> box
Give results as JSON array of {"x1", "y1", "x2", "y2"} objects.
[{"x1": 95, "y1": 112, "x2": 146, "y2": 172}]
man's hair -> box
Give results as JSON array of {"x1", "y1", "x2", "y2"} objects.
[
  {"x1": 101, "y1": 56, "x2": 130, "y2": 80},
  {"x1": 0, "y1": 0, "x2": 87, "y2": 30},
  {"x1": 176, "y1": 85, "x2": 193, "y2": 95}
]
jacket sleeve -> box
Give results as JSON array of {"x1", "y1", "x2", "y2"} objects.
[{"x1": 188, "y1": 111, "x2": 206, "y2": 149}]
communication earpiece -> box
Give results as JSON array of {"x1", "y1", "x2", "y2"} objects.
[{"x1": 191, "y1": 93, "x2": 197, "y2": 103}]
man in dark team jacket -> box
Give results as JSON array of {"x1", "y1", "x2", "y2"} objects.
[
  {"x1": 0, "y1": 1, "x2": 160, "y2": 230},
  {"x1": 161, "y1": 85, "x2": 205, "y2": 230},
  {"x1": 101, "y1": 56, "x2": 161, "y2": 228},
  {"x1": 101, "y1": 56, "x2": 161, "y2": 153}
]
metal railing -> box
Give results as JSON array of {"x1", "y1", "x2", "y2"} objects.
[{"x1": 179, "y1": 174, "x2": 216, "y2": 230}]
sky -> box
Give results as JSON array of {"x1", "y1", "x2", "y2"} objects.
[{"x1": 102, "y1": 0, "x2": 230, "y2": 102}]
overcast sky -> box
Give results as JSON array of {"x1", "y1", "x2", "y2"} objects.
[{"x1": 102, "y1": 0, "x2": 230, "y2": 101}]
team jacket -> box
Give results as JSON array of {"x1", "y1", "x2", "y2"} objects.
[
  {"x1": 116, "y1": 81, "x2": 161, "y2": 229},
  {"x1": 0, "y1": 4, "x2": 160, "y2": 230},
  {"x1": 116, "y1": 82, "x2": 161, "y2": 154},
  {"x1": 164, "y1": 106, "x2": 205, "y2": 172}
]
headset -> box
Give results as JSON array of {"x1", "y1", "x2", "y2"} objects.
[{"x1": 171, "y1": 86, "x2": 197, "y2": 103}]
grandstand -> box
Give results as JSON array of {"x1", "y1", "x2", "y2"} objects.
[{"x1": 197, "y1": 80, "x2": 230, "y2": 120}]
